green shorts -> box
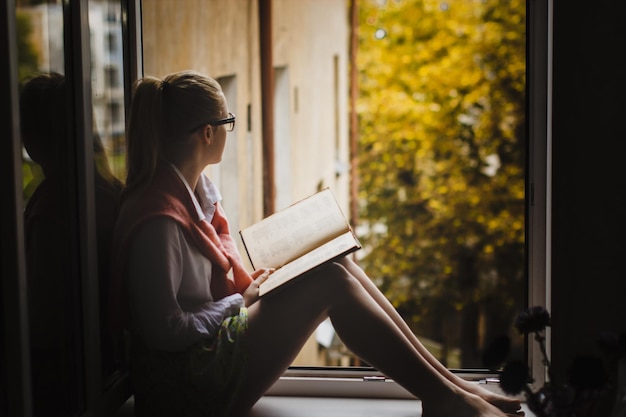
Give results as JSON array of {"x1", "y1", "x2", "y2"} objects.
[{"x1": 131, "y1": 307, "x2": 249, "y2": 417}]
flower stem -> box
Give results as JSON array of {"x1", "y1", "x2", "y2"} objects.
[{"x1": 535, "y1": 331, "x2": 555, "y2": 383}]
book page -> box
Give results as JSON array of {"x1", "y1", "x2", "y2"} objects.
[
  {"x1": 258, "y1": 231, "x2": 360, "y2": 296},
  {"x1": 240, "y1": 188, "x2": 350, "y2": 269}
]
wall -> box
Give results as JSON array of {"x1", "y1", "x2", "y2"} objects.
[
  {"x1": 551, "y1": 0, "x2": 626, "y2": 381},
  {"x1": 272, "y1": 0, "x2": 350, "y2": 207}
]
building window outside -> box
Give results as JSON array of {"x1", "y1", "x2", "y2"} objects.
[
  {"x1": 106, "y1": 32, "x2": 117, "y2": 54},
  {"x1": 104, "y1": 65, "x2": 118, "y2": 88}
]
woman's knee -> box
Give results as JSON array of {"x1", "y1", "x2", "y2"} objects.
[{"x1": 314, "y1": 262, "x2": 361, "y2": 295}]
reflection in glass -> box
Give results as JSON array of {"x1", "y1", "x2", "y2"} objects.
[
  {"x1": 88, "y1": 0, "x2": 127, "y2": 385},
  {"x1": 18, "y1": 69, "x2": 83, "y2": 417},
  {"x1": 20, "y1": 68, "x2": 124, "y2": 414},
  {"x1": 89, "y1": 0, "x2": 126, "y2": 182},
  {"x1": 17, "y1": 0, "x2": 127, "y2": 414},
  {"x1": 17, "y1": 3, "x2": 81, "y2": 415}
]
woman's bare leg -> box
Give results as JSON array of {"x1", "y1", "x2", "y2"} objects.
[
  {"x1": 231, "y1": 263, "x2": 512, "y2": 417},
  {"x1": 337, "y1": 257, "x2": 522, "y2": 414}
]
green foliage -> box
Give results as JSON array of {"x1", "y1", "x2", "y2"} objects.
[
  {"x1": 357, "y1": 0, "x2": 526, "y2": 365},
  {"x1": 16, "y1": 10, "x2": 39, "y2": 81},
  {"x1": 16, "y1": 10, "x2": 41, "y2": 193},
  {"x1": 15, "y1": 11, "x2": 43, "y2": 195}
]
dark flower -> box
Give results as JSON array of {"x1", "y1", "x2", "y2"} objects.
[
  {"x1": 514, "y1": 306, "x2": 551, "y2": 335},
  {"x1": 482, "y1": 335, "x2": 511, "y2": 371},
  {"x1": 567, "y1": 355, "x2": 606, "y2": 391},
  {"x1": 499, "y1": 360, "x2": 531, "y2": 396},
  {"x1": 502, "y1": 307, "x2": 612, "y2": 415}
]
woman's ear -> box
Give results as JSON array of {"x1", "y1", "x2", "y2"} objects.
[{"x1": 204, "y1": 125, "x2": 213, "y2": 144}]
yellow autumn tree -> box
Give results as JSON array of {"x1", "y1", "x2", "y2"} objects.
[{"x1": 357, "y1": 0, "x2": 526, "y2": 367}]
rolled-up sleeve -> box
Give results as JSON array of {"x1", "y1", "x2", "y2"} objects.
[{"x1": 127, "y1": 217, "x2": 244, "y2": 351}]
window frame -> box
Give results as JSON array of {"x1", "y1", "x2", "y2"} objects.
[
  {"x1": 0, "y1": 0, "x2": 552, "y2": 413},
  {"x1": 526, "y1": 0, "x2": 552, "y2": 389}
]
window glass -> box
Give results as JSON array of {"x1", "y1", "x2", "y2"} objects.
[
  {"x1": 140, "y1": 0, "x2": 526, "y2": 371},
  {"x1": 17, "y1": 1, "x2": 128, "y2": 412},
  {"x1": 16, "y1": 1, "x2": 85, "y2": 415},
  {"x1": 87, "y1": 0, "x2": 127, "y2": 386}
]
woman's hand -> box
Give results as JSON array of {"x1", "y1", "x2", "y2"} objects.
[{"x1": 243, "y1": 268, "x2": 274, "y2": 307}]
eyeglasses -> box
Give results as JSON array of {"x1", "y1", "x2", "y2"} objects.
[
  {"x1": 189, "y1": 112, "x2": 236, "y2": 133},
  {"x1": 209, "y1": 112, "x2": 236, "y2": 132}
]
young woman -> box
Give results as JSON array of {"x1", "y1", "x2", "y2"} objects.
[{"x1": 110, "y1": 70, "x2": 523, "y2": 417}]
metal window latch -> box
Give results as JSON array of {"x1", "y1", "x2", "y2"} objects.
[
  {"x1": 479, "y1": 377, "x2": 500, "y2": 384},
  {"x1": 363, "y1": 376, "x2": 387, "y2": 382}
]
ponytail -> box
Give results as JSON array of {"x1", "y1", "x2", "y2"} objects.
[{"x1": 125, "y1": 76, "x2": 165, "y2": 195}]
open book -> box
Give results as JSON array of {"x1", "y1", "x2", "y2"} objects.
[{"x1": 239, "y1": 188, "x2": 361, "y2": 296}]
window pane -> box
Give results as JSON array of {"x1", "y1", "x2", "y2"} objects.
[
  {"x1": 18, "y1": 1, "x2": 129, "y2": 412},
  {"x1": 87, "y1": 0, "x2": 127, "y2": 386},
  {"x1": 17, "y1": 2, "x2": 85, "y2": 415},
  {"x1": 139, "y1": 0, "x2": 526, "y2": 371}
]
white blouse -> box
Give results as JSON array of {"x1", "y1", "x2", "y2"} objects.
[{"x1": 127, "y1": 167, "x2": 244, "y2": 352}]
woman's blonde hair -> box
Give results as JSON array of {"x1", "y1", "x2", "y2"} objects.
[{"x1": 125, "y1": 70, "x2": 224, "y2": 193}]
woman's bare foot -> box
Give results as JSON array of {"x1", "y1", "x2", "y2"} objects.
[
  {"x1": 483, "y1": 394, "x2": 523, "y2": 415},
  {"x1": 460, "y1": 382, "x2": 523, "y2": 415},
  {"x1": 421, "y1": 390, "x2": 517, "y2": 417}
]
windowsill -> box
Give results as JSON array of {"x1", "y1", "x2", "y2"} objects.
[
  {"x1": 116, "y1": 395, "x2": 534, "y2": 417},
  {"x1": 114, "y1": 371, "x2": 534, "y2": 417},
  {"x1": 248, "y1": 396, "x2": 422, "y2": 417},
  {"x1": 266, "y1": 367, "x2": 510, "y2": 399},
  {"x1": 265, "y1": 367, "x2": 414, "y2": 399},
  {"x1": 252, "y1": 396, "x2": 535, "y2": 417},
  {"x1": 260, "y1": 372, "x2": 534, "y2": 416},
  {"x1": 114, "y1": 395, "x2": 422, "y2": 417}
]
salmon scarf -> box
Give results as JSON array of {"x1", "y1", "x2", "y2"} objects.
[{"x1": 109, "y1": 162, "x2": 252, "y2": 331}]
